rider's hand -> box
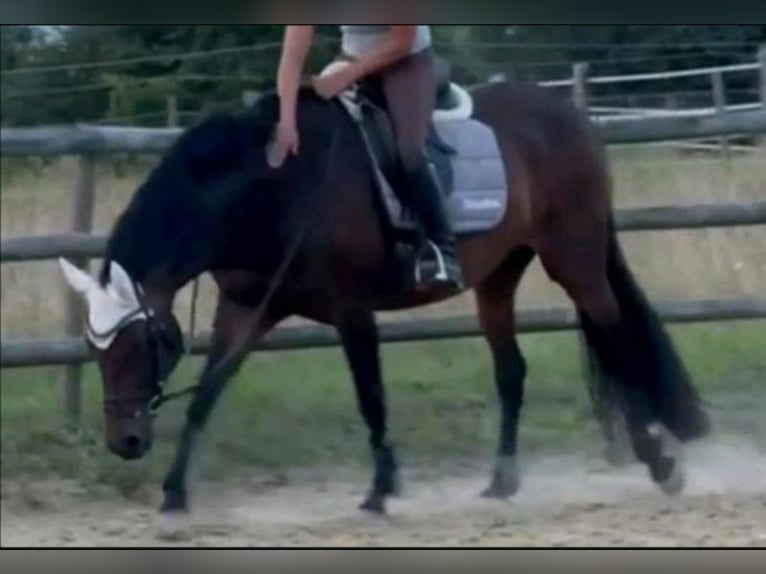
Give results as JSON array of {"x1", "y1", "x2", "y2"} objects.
[
  {"x1": 312, "y1": 67, "x2": 356, "y2": 100},
  {"x1": 267, "y1": 121, "x2": 300, "y2": 168}
]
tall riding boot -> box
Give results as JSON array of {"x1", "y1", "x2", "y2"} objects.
[{"x1": 401, "y1": 160, "x2": 465, "y2": 290}]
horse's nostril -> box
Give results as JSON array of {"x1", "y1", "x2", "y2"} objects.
[{"x1": 125, "y1": 435, "x2": 141, "y2": 450}]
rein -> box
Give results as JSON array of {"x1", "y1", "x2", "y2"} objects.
[
  {"x1": 144, "y1": 277, "x2": 201, "y2": 414},
  {"x1": 134, "y1": 275, "x2": 225, "y2": 415},
  {"x1": 168, "y1": 116, "x2": 341, "y2": 400},
  {"x1": 151, "y1": 276, "x2": 203, "y2": 410},
  {"x1": 148, "y1": 211, "x2": 315, "y2": 415}
]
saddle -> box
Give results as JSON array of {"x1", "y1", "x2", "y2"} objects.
[{"x1": 327, "y1": 59, "x2": 510, "y2": 239}]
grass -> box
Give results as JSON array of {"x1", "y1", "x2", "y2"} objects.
[
  {"x1": 2, "y1": 321, "x2": 764, "y2": 495},
  {"x1": 1, "y1": 145, "x2": 765, "y2": 493}
]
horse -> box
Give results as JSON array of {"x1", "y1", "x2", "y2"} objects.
[{"x1": 58, "y1": 77, "x2": 710, "y2": 524}]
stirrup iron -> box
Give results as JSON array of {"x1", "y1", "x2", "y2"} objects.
[{"x1": 414, "y1": 240, "x2": 451, "y2": 285}]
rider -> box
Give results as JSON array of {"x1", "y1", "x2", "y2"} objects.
[{"x1": 272, "y1": 25, "x2": 464, "y2": 291}]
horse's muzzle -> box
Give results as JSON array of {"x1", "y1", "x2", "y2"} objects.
[
  {"x1": 108, "y1": 433, "x2": 152, "y2": 460},
  {"x1": 106, "y1": 419, "x2": 153, "y2": 460}
]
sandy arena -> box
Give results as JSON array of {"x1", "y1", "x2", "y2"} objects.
[{"x1": 2, "y1": 441, "x2": 765, "y2": 547}]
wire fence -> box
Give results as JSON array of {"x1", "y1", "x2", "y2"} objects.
[
  {"x1": 2, "y1": 35, "x2": 764, "y2": 129},
  {"x1": 3, "y1": 37, "x2": 761, "y2": 78}
]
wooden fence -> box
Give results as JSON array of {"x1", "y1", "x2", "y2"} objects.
[
  {"x1": 3, "y1": 108, "x2": 766, "y2": 157},
  {"x1": 541, "y1": 45, "x2": 766, "y2": 157},
  {"x1": 4, "y1": 298, "x2": 766, "y2": 369},
  {"x1": 2, "y1": 96, "x2": 766, "y2": 426}
]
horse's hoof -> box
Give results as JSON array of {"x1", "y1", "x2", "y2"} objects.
[
  {"x1": 373, "y1": 471, "x2": 402, "y2": 498},
  {"x1": 372, "y1": 447, "x2": 401, "y2": 498},
  {"x1": 160, "y1": 489, "x2": 187, "y2": 514},
  {"x1": 481, "y1": 456, "x2": 520, "y2": 500},
  {"x1": 659, "y1": 460, "x2": 686, "y2": 496},
  {"x1": 647, "y1": 423, "x2": 686, "y2": 496},
  {"x1": 157, "y1": 511, "x2": 192, "y2": 541},
  {"x1": 359, "y1": 493, "x2": 386, "y2": 515},
  {"x1": 480, "y1": 486, "x2": 509, "y2": 500},
  {"x1": 480, "y1": 481, "x2": 519, "y2": 501}
]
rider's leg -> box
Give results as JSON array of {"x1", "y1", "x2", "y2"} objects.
[{"x1": 381, "y1": 48, "x2": 463, "y2": 289}]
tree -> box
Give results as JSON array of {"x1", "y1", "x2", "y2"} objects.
[{"x1": 2, "y1": 25, "x2": 764, "y2": 126}]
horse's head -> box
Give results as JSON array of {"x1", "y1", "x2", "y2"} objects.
[{"x1": 58, "y1": 258, "x2": 185, "y2": 460}]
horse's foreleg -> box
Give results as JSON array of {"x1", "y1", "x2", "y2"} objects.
[
  {"x1": 337, "y1": 308, "x2": 399, "y2": 514},
  {"x1": 160, "y1": 297, "x2": 280, "y2": 520},
  {"x1": 475, "y1": 247, "x2": 535, "y2": 500}
]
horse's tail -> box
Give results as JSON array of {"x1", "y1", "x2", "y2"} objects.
[{"x1": 579, "y1": 220, "x2": 711, "y2": 444}]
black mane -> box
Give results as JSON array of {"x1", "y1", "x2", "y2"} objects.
[{"x1": 99, "y1": 89, "x2": 338, "y2": 287}]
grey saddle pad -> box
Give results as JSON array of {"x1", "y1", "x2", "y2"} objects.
[{"x1": 340, "y1": 93, "x2": 510, "y2": 237}]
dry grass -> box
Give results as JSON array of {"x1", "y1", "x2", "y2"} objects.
[
  {"x1": 1, "y1": 146, "x2": 765, "y2": 340},
  {"x1": 1, "y1": 147, "x2": 764, "y2": 482}
]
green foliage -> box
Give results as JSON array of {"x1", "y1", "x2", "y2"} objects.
[
  {"x1": 1, "y1": 25, "x2": 340, "y2": 127},
  {"x1": 1, "y1": 25, "x2": 764, "y2": 127},
  {"x1": 101, "y1": 72, "x2": 179, "y2": 124},
  {"x1": 435, "y1": 26, "x2": 765, "y2": 92}
]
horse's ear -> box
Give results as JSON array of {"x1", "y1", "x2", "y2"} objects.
[
  {"x1": 107, "y1": 261, "x2": 138, "y2": 305},
  {"x1": 58, "y1": 258, "x2": 98, "y2": 296}
]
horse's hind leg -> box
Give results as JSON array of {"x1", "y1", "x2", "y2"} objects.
[
  {"x1": 476, "y1": 247, "x2": 535, "y2": 500},
  {"x1": 537, "y1": 220, "x2": 697, "y2": 495},
  {"x1": 337, "y1": 308, "x2": 400, "y2": 514}
]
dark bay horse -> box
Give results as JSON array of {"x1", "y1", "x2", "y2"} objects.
[{"x1": 59, "y1": 81, "x2": 710, "y2": 522}]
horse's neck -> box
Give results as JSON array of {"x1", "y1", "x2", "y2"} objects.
[
  {"x1": 107, "y1": 206, "x2": 212, "y2": 299},
  {"x1": 128, "y1": 267, "x2": 183, "y2": 317}
]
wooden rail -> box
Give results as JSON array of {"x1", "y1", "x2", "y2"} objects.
[
  {"x1": 3, "y1": 201, "x2": 764, "y2": 264},
  {"x1": 3, "y1": 109, "x2": 766, "y2": 157},
  {"x1": 4, "y1": 298, "x2": 766, "y2": 369}
]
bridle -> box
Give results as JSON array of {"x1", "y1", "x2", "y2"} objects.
[{"x1": 87, "y1": 278, "x2": 198, "y2": 420}]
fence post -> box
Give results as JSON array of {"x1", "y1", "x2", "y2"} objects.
[
  {"x1": 573, "y1": 62, "x2": 590, "y2": 110},
  {"x1": 61, "y1": 155, "x2": 96, "y2": 429},
  {"x1": 166, "y1": 94, "x2": 178, "y2": 127},
  {"x1": 710, "y1": 71, "x2": 730, "y2": 161}
]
